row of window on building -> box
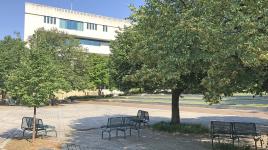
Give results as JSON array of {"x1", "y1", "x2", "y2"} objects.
[
  {"x1": 87, "y1": 23, "x2": 108, "y2": 32},
  {"x1": 44, "y1": 16, "x2": 108, "y2": 32},
  {"x1": 79, "y1": 38, "x2": 102, "y2": 46},
  {"x1": 44, "y1": 16, "x2": 56, "y2": 24}
]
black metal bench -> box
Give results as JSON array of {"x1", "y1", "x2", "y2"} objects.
[
  {"x1": 211, "y1": 121, "x2": 233, "y2": 148},
  {"x1": 101, "y1": 117, "x2": 127, "y2": 140},
  {"x1": 101, "y1": 116, "x2": 142, "y2": 140},
  {"x1": 232, "y1": 122, "x2": 263, "y2": 149},
  {"x1": 21, "y1": 117, "x2": 57, "y2": 137},
  {"x1": 129, "y1": 110, "x2": 150, "y2": 128},
  {"x1": 137, "y1": 110, "x2": 150, "y2": 126},
  {"x1": 124, "y1": 117, "x2": 141, "y2": 137},
  {"x1": 210, "y1": 121, "x2": 263, "y2": 149},
  {"x1": 101, "y1": 110, "x2": 149, "y2": 140}
]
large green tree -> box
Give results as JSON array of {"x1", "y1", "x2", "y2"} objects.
[
  {"x1": 111, "y1": 0, "x2": 268, "y2": 124},
  {"x1": 111, "y1": 0, "x2": 211, "y2": 124},
  {"x1": 6, "y1": 28, "x2": 86, "y2": 140}
]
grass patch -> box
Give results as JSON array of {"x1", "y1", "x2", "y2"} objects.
[
  {"x1": 152, "y1": 121, "x2": 209, "y2": 134},
  {"x1": 235, "y1": 104, "x2": 268, "y2": 108},
  {"x1": 68, "y1": 95, "x2": 113, "y2": 100}
]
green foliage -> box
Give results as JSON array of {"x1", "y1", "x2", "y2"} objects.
[
  {"x1": 5, "y1": 28, "x2": 86, "y2": 106},
  {"x1": 152, "y1": 121, "x2": 209, "y2": 134},
  {"x1": 111, "y1": 0, "x2": 268, "y2": 105},
  {"x1": 0, "y1": 36, "x2": 26, "y2": 94},
  {"x1": 128, "y1": 88, "x2": 144, "y2": 94},
  {"x1": 86, "y1": 54, "x2": 109, "y2": 89},
  {"x1": 198, "y1": 0, "x2": 268, "y2": 103},
  {"x1": 110, "y1": 0, "x2": 212, "y2": 123},
  {"x1": 110, "y1": 28, "x2": 144, "y2": 92},
  {"x1": 111, "y1": 0, "x2": 210, "y2": 94}
]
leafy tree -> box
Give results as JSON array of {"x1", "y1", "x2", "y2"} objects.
[
  {"x1": 110, "y1": 28, "x2": 144, "y2": 92},
  {"x1": 5, "y1": 28, "x2": 86, "y2": 140},
  {"x1": 86, "y1": 54, "x2": 109, "y2": 95},
  {"x1": 111, "y1": 0, "x2": 268, "y2": 124},
  {"x1": 0, "y1": 35, "x2": 26, "y2": 100},
  {"x1": 111, "y1": 0, "x2": 211, "y2": 124},
  {"x1": 199, "y1": 0, "x2": 268, "y2": 101}
]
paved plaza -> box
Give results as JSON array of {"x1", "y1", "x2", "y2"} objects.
[{"x1": 0, "y1": 101, "x2": 268, "y2": 149}]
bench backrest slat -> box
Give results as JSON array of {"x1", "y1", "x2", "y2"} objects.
[
  {"x1": 137, "y1": 110, "x2": 149, "y2": 121},
  {"x1": 107, "y1": 117, "x2": 124, "y2": 128},
  {"x1": 233, "y1": 122, "x2": 257, "y2": 136},
  {"x1": 211, "y1": 121, "x2": 232, "y2": 135},
  {"x1": 21, "y1": 117, "x2": 44, "y2": 129},
  {"x1": 210, "y1": 121, "x2": 258, "y2": 137}
]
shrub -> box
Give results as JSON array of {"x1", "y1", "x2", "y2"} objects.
[
  {"x1": 152, "y1": 121, "x2": 209, "y2": 134},
  {"x1": 128, "y1": 88, "x2": 144, "y2": 94}
]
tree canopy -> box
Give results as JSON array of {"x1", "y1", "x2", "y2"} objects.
[
  {"x1": 110, "y1": 0, "x2": 268, "y2": 123},
  {"x1": 0, "y1": 35, "x2": 26, "y2": 99},
  {"x1": 86, "y1": 54, "x2": 110, "y2": 94},
  {"x1": 5, "y1": 28, "x2": 87, "y2": 106}
]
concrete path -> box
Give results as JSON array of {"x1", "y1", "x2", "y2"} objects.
[{"x1": 0, "y1": 101, "x2": 267, "y2": 149}]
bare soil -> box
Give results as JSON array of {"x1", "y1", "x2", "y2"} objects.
[{"x1": 4, "y1": 137, "x2": 61, "y2": 150}]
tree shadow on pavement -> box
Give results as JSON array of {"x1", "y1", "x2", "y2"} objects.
[{"x1": 63, "y1": 114, "x2": 268, "y2": 150}]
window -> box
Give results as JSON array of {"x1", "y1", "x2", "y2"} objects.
[
  {"x1": 79, "y1": 38, "x2": 102, "y2": 46},
  {"x1": 103, "y1": 25, "x2": 108, "y2": 32},
  {"x1": 44, "y1": 16, "x2": 56, "y2": 24},
  {"x1": 60, "y1": 19, "x2": 83, "y2": 31},
  {"x1": 46, "y1": 16, "x2": 50, "y2": 23},
  {"x1": 87, "y1": 23, "x2": 97, "y2": 30}
]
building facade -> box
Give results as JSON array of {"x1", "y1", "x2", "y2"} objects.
[{"x1": 24, "y1": 2, "x2": 130, "y2": 55}]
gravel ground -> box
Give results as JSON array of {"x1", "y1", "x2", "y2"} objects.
[{"x1": 0, "y1": 101, "x2": 268, "y2": 149}]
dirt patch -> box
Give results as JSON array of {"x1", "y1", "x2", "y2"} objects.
[{"x1": 4, "y1": 137, "x2": 61, "y2": 150}]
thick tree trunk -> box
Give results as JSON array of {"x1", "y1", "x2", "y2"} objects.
[
  {"x1": 32, "y1": 106, "x2": 36, "y2": 142},
  {"x1": 171, "y1": 88, "x2": 183, "y2": 124}
]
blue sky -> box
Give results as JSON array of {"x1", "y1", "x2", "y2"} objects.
[{"x1": 0, "y1": 0, "x2": 144, "y2": 40}]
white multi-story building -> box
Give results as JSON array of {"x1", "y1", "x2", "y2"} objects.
[{"x1": 24, "y1": 2, "x2": 130, "y2": 55}]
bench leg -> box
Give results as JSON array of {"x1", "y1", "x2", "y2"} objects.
[
  {"x1": 101, "y1": 131, "x2": 104, "y2": 139},
  {"x1": 260, "y1": 139, "x2": 263, "y2": 148},
  {"x1": 129, "y1": 128, "x2": 132, "y2": 136},
  {"x1": 23, "y1": 130, "x2": 25, "y2": 137},
  {"x1": 254, "y1": 139, "x2": 258, "y2": 150},
  {"x1": 116, "y1": 130, "x2": 118, "y2": 137},
  {"x1": 138, "y1": 129, "x2": 140, "y2": 137},
  {"x1": 109, "y1": 131, "x2": 111, "y2": 140},
  {"x1": 124, "y1": 131, "x2": 126, "y2": 139}
]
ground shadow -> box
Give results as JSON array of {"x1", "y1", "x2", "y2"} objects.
[
  {"x1": 64, "y1": 115, "x2": 210, "y2": 150},
  {"x1": 62, "y1": 113, "x2": 268, "y2": 150}
]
